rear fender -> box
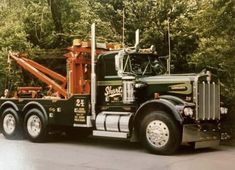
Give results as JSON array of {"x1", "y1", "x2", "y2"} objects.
[
  {"x1": 0, "y1": 101, "x2": 19, "y2": 113},
  {"x1": 22, "y1": 101, "x2": 48, "y2": 122}
]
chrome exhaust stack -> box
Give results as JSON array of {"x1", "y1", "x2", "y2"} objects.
[
  {"x1": 135, "y1": 29, "x2": 139, "y2": 48},
  {"x1": 91, "y1": 23, "x2": 96, "y2": 120}
]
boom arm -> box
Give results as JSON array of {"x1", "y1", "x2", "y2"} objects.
[
  {"x1": 9, "y1": 52, "x2": 67, "y2": 98},
  {"x1": 21, "y1": 57, "x2": 67, "y2": 88},
  {"x1": 8, "y1": 41, "x2": 119, "y2": 98}
]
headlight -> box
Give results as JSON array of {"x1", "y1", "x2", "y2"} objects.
[
  {"x1": 135, "y1": 82, "x2": 147, "y2": 88},
  {"x1": 220, "y1": 107, "x2": 228, "y2": 114},
  {"x1": 183, "y1": 107, "x2": 194, "y2": 117}
]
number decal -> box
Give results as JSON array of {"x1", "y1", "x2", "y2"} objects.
[{"x1": 76, "y1": 99, "x2": 85, "y2": 107}]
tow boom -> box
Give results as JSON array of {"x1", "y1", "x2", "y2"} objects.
[{"x1": 9, "y1": 52, "x2": 68, "y2": 98}]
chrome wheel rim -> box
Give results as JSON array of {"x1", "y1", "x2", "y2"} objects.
[
  {"x1": 146, "y1": 120, "x2": 169, "y2": 148},
  {"x1": 3, "y1": 113, "x2": 16, "y2": 135},
  {"x1": 27, "y1": 115, "x2": 41, "y2": 138}
]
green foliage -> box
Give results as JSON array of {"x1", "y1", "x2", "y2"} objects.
[
  {"x1": 190, "y1": 0, "x2": 235, "y2": 99},
  {"x1": 0, "y1": 0, "x2": 33, "y2": 92},
  {"x1": 0, "y1": 0, "x2": 234, "y2": 102}
]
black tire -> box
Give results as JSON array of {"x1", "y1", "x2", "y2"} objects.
[
  {"x1": 0, "y1": 108, "x2": 22, "y2": 139},
  {"x1": 24, "y1": 108, "x2": 48, "y2": 142},
  {"x1": 139, "y1": 111, "x2": 181, "y2": 155}
]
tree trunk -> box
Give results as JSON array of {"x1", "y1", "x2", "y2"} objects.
[{"x1": 47, "y1": 0, "x2": 63, "y2": 34}]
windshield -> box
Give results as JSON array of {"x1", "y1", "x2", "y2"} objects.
[{"x1": 123, "y1": 54, "x2": 165, "y2": 76}]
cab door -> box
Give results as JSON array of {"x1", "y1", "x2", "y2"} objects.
[{"x1": 96, "y1": 53, "x2": 123, "y2": 111}]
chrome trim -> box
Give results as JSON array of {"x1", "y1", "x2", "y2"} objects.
[
  {"x1": 193, "y1": 74, "x2": 199, "y2": 120},
  {"x1": 91, "y1": 23, "x2": 96, "y2": 120},
  {"x1": 195, "y1": 71, "x2": 220, "y2": 120},
  {"x1": 102, "y1": 111, "x2": 131, "y2": 115},
  {"x1": 106, "y1": 115, "x2": 120, "y2": 132},
  {"x1": 119, "y1": 115, "x2": 132, "y2": 133},
  {"x1": 202, "y1": 82, "x2": 206, "y2": 120},
  {"x1": 3, "y1": 114, "x2": 16, "y2": 135},
  {"x1": 122, "y1": 76, "x2": 135, "y2": 104},
  {"x1": 135, "y1": 29, "x2": 139, "y2": 48},
  {"x1": 27, "y1": 115, "x2": 41, "y2": 138},
  {"x1": 208, "y1": 82, "x2": 211, "y2": 120},
  {"x1": 95, "y1": 114, "x2": 106, "y2": 130},
  {"x1": 198, "y1": 81, "x2": 220, "y2": 120},
  {"x1": 212, "y1": 82, "x2": 216, "y2": 119},
  {"x1": 93, "y1": 130, "x2": 128, "y2": 138},
  {"x1": 146, "y1": 120, "x2": 169, "y2": 148},
  {"x1": 95, "y1": 112, "x2": 133, "y2": 133}
]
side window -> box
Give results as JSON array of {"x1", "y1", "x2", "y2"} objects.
[{"x1": 104, "y1": 57, "x2": 118, "y2": 77}]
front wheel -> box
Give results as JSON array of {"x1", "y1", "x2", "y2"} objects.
[
  {"x1": 24, "y1": 108, "x2": 48, "y2": 142},
  {"x1": 139, "y1": 111, "x2": 181, "y2": 155}
]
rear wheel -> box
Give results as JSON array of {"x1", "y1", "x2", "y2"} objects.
[
  {"x1": 24, "y1": 108, "x2": 48, "y2": 142},
  {"x1": 1, "y1": 108, "x2": 22, "y2": 139},
  {"x1": 139, "y1": 111, "x2": 181, "y2": 155}
]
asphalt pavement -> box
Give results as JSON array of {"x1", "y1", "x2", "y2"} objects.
[{"x1": 0, "y1": 134, "x2": 235, "y2": 170}]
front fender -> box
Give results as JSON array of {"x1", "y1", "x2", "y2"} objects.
[
  {"x1": 160, "y1": 95, "x2": 195, "y2": 107},
  {"x1": 134, "y1": 99, "x2": 184, "y2": 124}
]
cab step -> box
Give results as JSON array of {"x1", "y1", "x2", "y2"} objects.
[{"x1": 93, "y1": 130, "x2": 128, "y2": 138}]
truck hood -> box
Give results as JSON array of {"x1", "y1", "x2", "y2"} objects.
[
  {"x1": 137, "y1": 74, "x2": 199, "y2": 96},
  {"x1": 138, "y1": 74, "x2": 197, "y2": 84}
]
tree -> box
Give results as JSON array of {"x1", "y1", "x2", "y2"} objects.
[
  {"x1": 0, "y1": 0, "x2": 33, "y2": 92},
  {"x1": 0, "y1": 0, "x2": 234, "y2": 103},
  {"x1": 190, "y1": 0, "x2": 235, "y2": 99}
]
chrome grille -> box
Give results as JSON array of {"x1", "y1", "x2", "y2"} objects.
[{"x1": 197, "y1": 81, "x2": 220, "y2": 120}]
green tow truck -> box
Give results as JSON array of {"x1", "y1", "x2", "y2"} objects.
[{"x1": 0, "y1": 24, "x2": 227, "y2": 155}]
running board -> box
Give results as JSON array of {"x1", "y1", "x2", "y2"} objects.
[{"x1": 93, "y1": 130, "x2": 128, "y2": 138}]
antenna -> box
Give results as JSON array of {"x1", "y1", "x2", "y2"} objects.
[{"x1": 167, "y1": 17, "x2": 171, "y2": 74}]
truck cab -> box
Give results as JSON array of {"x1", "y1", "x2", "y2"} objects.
[{"x1": 93, "y1": 46, "x2": 223, "y2": 154}]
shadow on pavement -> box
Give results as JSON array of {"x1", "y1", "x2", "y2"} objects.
[
  {"x1": 47, "y1": 133, "x2": 143, "y2": 151},
  {"x1": 177, "y1": 145, "x2": 220, "y2": 156},
  {"x1": 0, "y1": 132, "x2": 229, "y2": 155},
  {"x1": 46, "y1": 133, "x2": 225, "y2": 155}
]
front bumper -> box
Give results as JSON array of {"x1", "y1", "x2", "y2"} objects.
[{"x1": 182, "y1": 124, "x2": 220, "y2": 149}]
